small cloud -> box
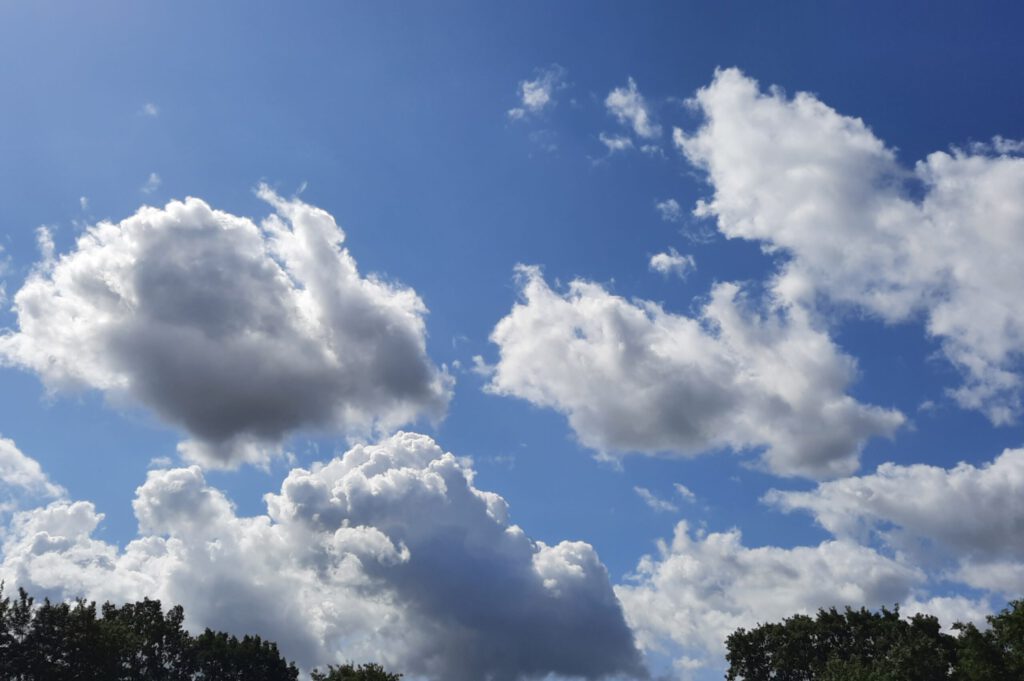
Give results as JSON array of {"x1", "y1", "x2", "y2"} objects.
[
  {"x1": 79, "y1": 196, "x2": 89, "y2": 211},
  {"x1": 599, "y1": 132, "x2": 633, "y2": 153},
  {"x1": 472, "y1": 354, "x2": 495, "y2": 377},
  {"x1": 655, "y1": 198, "x2": 683, "y2": 222},
  {"x1": 605, "y1": 78, "x2": 661, "y2": 139},
  {"x1": 141, "y1": 102, "x2": 159, "y2": 117},
  {"x1": 635, "y1": 486, "x2": 679, "y2": 513},
  {"x1": 674, "y1": 483, "x2": 696, "y2": 503},
  {"x1": 35, "y1": 226, "x2": 55, "y2": 268},
  {"x1": 148, "y1": 456, "x2": 174, "y2": 469},
  {"x1": 508, "y1": 64, "x2": 567, "y2": 120},
  {"x1": 649, "y1": 248, "x2": 696, "y2": 279},
  {"x1": 992, "y1": 136, "x2": 1024, "y2": 155},
  {"x1": 528, "y1": 129, "x2": 559, "y2": 153},
  {"x1": 141, "y1": 172, "x2": 162, "y2": 194}
]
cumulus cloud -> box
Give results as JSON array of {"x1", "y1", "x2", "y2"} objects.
[
  {"x1": 605, "y1": 78, "x2": 661, "y2": 139},
  {"x1": 508, "y1": 64, "x2": 567, "y2": 120},
  {"x1": 615, "y1": 521, "x2": 986, "y2": 677},
  {"x1": 677, "y1": 67, "x2": 1024, "y2": 424},
  {"x1": 0, "y1": 432, "x2": 644, "y2": 681},
  {"x1": 485, "y1": 266, "x2": 903, "y2": 479},
  {"x1": 654, "y1": 199, "x2": 682, "y2": 222},
  {"x1": 0, "y1": 188, "x2": 452, "y2": 467},
  {"x1": 0, "y1": 436, "x2": 65, "y2": 511},
  {"x1": 766, "y1": 447, "x2": 1024, "y2": 595},
  {"x1": 648, "y1": 248, "x2": 695, "y2": 278}
]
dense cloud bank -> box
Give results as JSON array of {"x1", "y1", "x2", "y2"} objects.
[
  {"x1": 486, "y1": 266, "x2": 903, "y2": 479},
  {"x1": 678, "y1": 68, "x2": 1024, "y2": 423},
  {"x1": 0, "y1": 188, "x2": 452, "y2": 467},
  {"x1": 0, "y1": 433, "x2": 644, "y2": 681}
]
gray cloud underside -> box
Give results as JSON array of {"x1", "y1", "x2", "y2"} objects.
[
  {"x1": 0, "y1": 432, "x2": 644, "y2": 681},
  {"x1": 0, "y1": 188, "x2": 452, "y2": 466}
]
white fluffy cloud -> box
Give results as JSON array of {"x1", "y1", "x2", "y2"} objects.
[
  {"x1": 485, "y1": 266, "x2": 903, "y2": 479},
  {"x1": 0, "y1": 436, "x2": 65, "y2": 511},
  {"x1": 677, "y1": 68, "x2": 1024, "y2": 424},
  {"x1": 615, "y1": 521, "x2": 988, "y2": 677},
  {"x1": 0, "y1": 188, "x2": 452, "y2": 467},
  {"x1": 0, "y1": 432, "x2": 644, "y2": 681},
  {"x1": 648, "y1": 248, "x2": 695, "y2": 278},
  {"x1": 766, "y1": 447, "x2": 1024, "y2": 595},
  {"x1": 508, "y1": 64, "x2": 567, "y2": 120},
  {"x1": 605, "y1": 78, "x2": 661, "y2": 139}
]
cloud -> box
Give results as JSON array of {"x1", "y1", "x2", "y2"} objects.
[
  {"x1": 654, "y1": 199, "x2": 682, "y2": 222},
  {"x1": 765, "y1": 447, "x2": 1024, "y2": 595},
  {"x1": 0, "y1": 436, "x2": 65, "y2": 510},
  {"x1": 508, "y1": 64, "x2": 567, "y2": 120},
  {"x1": 677, "y1": 68, "x2": 1024, "y2": 424},
  {"x1": 141, "y1": 172, "x2": 161, "y2": 194},
  {"x1": 634, "y1": 487, "x2": 678, "y2": 513},
  {"x1": 648, "y1": 248, "x2": 695, "y2": 278},
  {"x1": 485, "y1": 266, "x2": 903, "y2": 479},
  {"x1": 0, "y1": 432, "x2": 645, "y2": 681},
  {"x1": 141, "y1": 102, "x2": 159, "y2": 117},
  {"x1": 605, "y1": 78, "x2": 661, "y2": 139},
  {"x1": 673, "y1": 483, "x2": 695, "y2": 503},
  {"x1": 615, "y1": 521, "x2": 986, "y2": 677},
  {"x1": 599, "y1": 132, "x2": 634, "y2": 153},
  {"x1": 0, "y1": 188, "x2": 452, "y2": 467}
]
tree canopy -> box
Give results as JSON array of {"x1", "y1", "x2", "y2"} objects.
[
  {"x1": 725, "y1": 600, "x2": 1024, "y2": 681},
  {"x1": 0, "y1": 585, "x2": 401, "y2": 681}
]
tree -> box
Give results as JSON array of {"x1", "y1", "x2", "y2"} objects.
[
  {"x1": 954, "y1": 599, "x2": 1024, "y2": 681},
  {"x1": 726, "y1": 601, "x2": 1024, "y2": 681},
  {"x1": 311, "y1": 662, "x2": 403, "y2": 681},
  {"x1": 0, "y1": 584, "x2": 398, "y2": 681}
]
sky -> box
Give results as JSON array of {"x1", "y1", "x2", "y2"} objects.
[{"x1": 1, "y1": 2, "x2": 1024, "y2": 679}]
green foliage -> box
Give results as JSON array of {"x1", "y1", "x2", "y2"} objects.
[
  {"x1": 0, "y1": 583, "x2": 400, "y2": 681},
  {"x1": 726, "y1": 600, "x2": 1024, "y2": 681}
]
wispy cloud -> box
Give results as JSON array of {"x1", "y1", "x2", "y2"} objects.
[
  {"x1": 508, "y1": 64, "x2": 567, "y2": 120},
  {"x1": 141, "y1": 172, "x2": 161, "y2": 194},
  {"x1": 634, "y1": 486, "x2": 678, "y2": 513},
  {"x1": 605, "y1": 78, "x2": 661, "y2": 139},
  {"x1": 655, "y1": 198, "x2": 683, "y2": 222}
]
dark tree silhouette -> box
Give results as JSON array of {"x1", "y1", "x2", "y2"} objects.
[
  {"x1": 725, "y1": 600, "x2": 1024, "y2": 681},
  {"x1": 311, "y1": 662, "x2": 402, "y2": 681},
  {"x1": 0, "y1": 585, "x2": 399, "y2": 681}
]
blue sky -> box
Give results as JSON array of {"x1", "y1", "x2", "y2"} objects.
[{"x1": 2, "y1": 2, "x2": 1024, "y2": 679}]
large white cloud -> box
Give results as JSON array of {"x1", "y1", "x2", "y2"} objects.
[
  {"x1": 485, "y1": 266, "x2": 903, "y2": 479},
  {"x1": 676, "y1": 68, "x2": 1024, "y2": 423},
  {"x1": 0, "y1": 188, "x2": 452, "y2": 467},
  {"x1": 766, "y1": 447, "x2": 1024, "y2": 595},
  {"x1": 0, "y1": 432, "x2": 645, "y2": 681},
  {"x1": 615, "y1": 521, "x2": 987, "y2": 678}
]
